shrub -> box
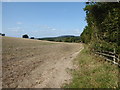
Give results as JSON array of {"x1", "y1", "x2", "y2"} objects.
[
  {"x1": 22, "y1": 34, "x2": 29, "y2": 38},
  {"x1": 2, "y1": 34, "x2": 5, "y2": 36},
  {"x1": 30, "y1": 37, "x2": 34, "y2": 39}
]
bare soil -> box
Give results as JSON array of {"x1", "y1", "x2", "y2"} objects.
[{"x1": 2, "y1": 36, "x2": 83, "y2": 88}]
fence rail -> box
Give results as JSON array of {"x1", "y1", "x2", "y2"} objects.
[{"x1": 95, "y1": 49, "x2": 120, "y2": 66}]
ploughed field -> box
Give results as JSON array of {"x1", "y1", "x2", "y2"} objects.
[{"x1": 2, "y1": 37, "x2": 83, "y2": 88}]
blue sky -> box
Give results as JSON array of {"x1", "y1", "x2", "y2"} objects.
[
  {"x1": 0, "y1": 2, "x2": 2, "y2": 34},
  {"x1": 2, "y1": 2, "x2": 87, "y2": 38}
]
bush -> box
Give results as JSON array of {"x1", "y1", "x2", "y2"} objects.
[
  {"x1": 30, "y1": 37, "x2": 34, "y2": 39},
  {"x1": 2, "y1": 34, "x2": 5, "y2": 36},
  {"x1": 22, "y1": 34, "x2": 29, "y2": 38}
]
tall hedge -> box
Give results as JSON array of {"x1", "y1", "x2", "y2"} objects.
[{"x1": 80, "y1": 2, "x2": 120, "y2": 54}]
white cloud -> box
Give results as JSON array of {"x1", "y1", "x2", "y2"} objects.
[
  {"x1": 52, "y1": 28, "x2": 56, "y2": 31},
  {"x1": 74, "y1": 29, "x2": 82, "y2": 34},
  {"x1": 47, "y1": 27, "x2": 52, "y2": 29},
  {"x1": 8, "y1": 27, "x2": 24, "y2": 32},
  {"x1": 8, "y1": 27, "x2": 20, "y2": 30},
  {"x1": 16, "y1": 22, "x2": 22, "y2": 25},
  {"x1": 33, "y1": 30, "x2": 38, "y2": 33},
  {"x1": 37, "y1": 25, "x2": 57, "y2": 31}
]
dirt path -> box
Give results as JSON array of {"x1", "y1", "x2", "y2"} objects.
[{"x1": 2, "y1": 37, "x2": 83, "y2": 88}]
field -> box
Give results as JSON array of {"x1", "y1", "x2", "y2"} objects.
[
  {"x1": 2, "y1": 36, "x2": 83, "y2": 88},
  {"x1": 2, "y1": 36, "x2": 119, "y2": 88}
]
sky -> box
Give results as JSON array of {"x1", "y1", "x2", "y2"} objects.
[
  {"x1": 2, "y1": 2, "x2": 87, "y2": 38},
  {"x1": 0, "y1": 2, "x2": 2, "y2": 34}
]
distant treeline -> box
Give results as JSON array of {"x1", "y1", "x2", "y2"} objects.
[
  {"x1": 22, "y1": 34, "x2": 81, "y2": 43},
  {"x1": 38, "y1": 36, "x2": 81, "y2": 43},
  {"x1": 80, "y1": 2, "x2": 120, "y2": 54},
  {"x1": 0, "y1": 33, "x2": 5, "y2": 36}
]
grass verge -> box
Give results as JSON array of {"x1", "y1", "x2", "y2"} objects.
[{"x1": 64, "y1": 45, "x2": 119, "y2": 88}]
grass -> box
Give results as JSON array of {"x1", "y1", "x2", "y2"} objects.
[{"x1": 64, "y1": 45, "x2": 119, "y2": 88}]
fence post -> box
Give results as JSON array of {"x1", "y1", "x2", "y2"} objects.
[
  {"x1": 118, "y1": 55, "x2": 120, "y2": 66},
  {"x1": 113, "y1": 48, "x2": 116, "y2": 64}
]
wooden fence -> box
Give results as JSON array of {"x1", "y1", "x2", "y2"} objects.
[{"x1": 95, "y1": 49, "x2": 120, "y2": 66}]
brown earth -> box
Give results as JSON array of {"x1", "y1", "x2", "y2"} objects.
[{"x1": 2, "y1": 36, "x2": 83, "y2": 88}]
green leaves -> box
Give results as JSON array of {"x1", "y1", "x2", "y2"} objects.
[{"x1": 80, "y1": 2, "x2": 120, "y2": 54}]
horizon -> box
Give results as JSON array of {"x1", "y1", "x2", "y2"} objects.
[{"x1": 2, "y1": 2, "x2": 87, "y2": 38}]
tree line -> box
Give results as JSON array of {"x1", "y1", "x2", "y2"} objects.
[
  {"x1": 0, "y1": 33, "x2": 5, "y2": 36},
  {"x1": 80, "y1": 2, "x2": 120, "y2": 54},
  {"x1": 39, "y1": 36, "x2": 81, "y2": 43}
]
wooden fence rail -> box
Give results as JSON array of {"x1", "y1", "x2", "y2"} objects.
[{"x1": 95, "y1": 50, "x2": 120, "y2": 66}]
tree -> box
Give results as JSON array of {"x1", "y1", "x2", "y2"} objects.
[
  {"x1": 80, "y1": 2, "x2": 120, "y2": 54},
  {"x1": 22, "y1": 34, "x2": 29, "y2": 38},
  {"x1": 2, "y1": 34, "x2": 5, "y2": 36},
  {"x1": 30, "y1": 37, "x2": 34, "y2": 39}
]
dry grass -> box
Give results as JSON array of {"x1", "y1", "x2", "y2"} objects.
[{"x1": 64, "y1": 45, "x2": 119, "y2": 88}]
